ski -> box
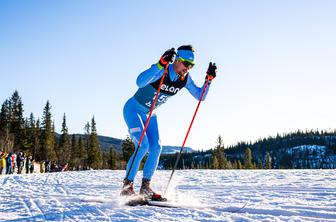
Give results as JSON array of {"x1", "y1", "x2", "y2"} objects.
[
  {"x1": 147, "y1": 200, "x2": 248, "y2": 212},
  {"x1": 123, "y1": 194, "x2": 168, "y2": 206},
  {"x1": 84, "y1": 194, "x2": 248, "y2": 212},
  {"x1": 226, "y1": 202, "x2": 248, "y2": 213},
  {"x1": 147, "y1": 200, "x2": 181, "y2": 208},
  {"x1": 124, "y1": 195, "x2": 148, "y2": 206}
]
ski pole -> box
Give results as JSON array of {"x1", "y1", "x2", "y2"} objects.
[
  {"x1": 125, "y1": 64, "x2": 169, "y2": 180},
  {"x1": 164, "y1": 79, "x2": 210, "y2": 196}
]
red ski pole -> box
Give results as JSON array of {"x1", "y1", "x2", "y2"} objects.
[
  {"x1": 125, "y1": 64, "x2": 169, "y2": 180},
  {"x1": 164, "y1": 79, "x2": 210, "y2": 196}
]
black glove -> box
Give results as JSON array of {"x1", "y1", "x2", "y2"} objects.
[
  {"x1": 206, "y1": 62, "x2": 217, "y2": 81},
  {"x1": 159, "y1": 48, "x2": 176, "y2": 67}
]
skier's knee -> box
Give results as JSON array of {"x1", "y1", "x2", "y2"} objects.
[
  {"x1": 151, "y1": 144, "x2": 162, "y2": 157},
  {"x1": 135, "y1": 137, "x2": 150, "y2": 158},
  {"x1": 130, "y1": 133, "x2": 150, "y2": 150}
]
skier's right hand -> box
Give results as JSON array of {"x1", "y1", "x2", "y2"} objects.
[{"x1": 159, "y1": 48, "x2": 176, "y2": 68}]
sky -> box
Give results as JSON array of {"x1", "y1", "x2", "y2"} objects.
[{"x1": 0, "y1": 0, "x2": 335, "y2": 150}]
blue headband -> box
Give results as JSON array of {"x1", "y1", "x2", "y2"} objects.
[{"x1": 176, "y1": 49, "x2": 195, "y2": 64}]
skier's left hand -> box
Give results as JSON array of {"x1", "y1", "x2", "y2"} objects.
[{"x1": 206, "y1": 62, "x2": 217, "y2": 81}]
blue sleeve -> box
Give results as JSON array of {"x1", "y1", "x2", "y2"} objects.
[
  {"x1": 136, "y1": 63, "x2": 165, "y2": 88},
  {"x1": 185, "y1": 75, "x2": 211, "y2": 101}
]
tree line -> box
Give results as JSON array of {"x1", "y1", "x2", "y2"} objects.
[
  {"x1": 2, "y1": 90, "x2": 335, "y2": 171},
  {"x1": 159, "y1": 130, "x2": 336, "y2": 170},
  {"x1": 158, "y1": 135, "x2": 272, "y2": 170},
  {"x1": 0, "y1": 91, "x2": 153, "y2": 170},
  {"x1": 0, "y1": 91, "x2": 107, "y2": 169}
]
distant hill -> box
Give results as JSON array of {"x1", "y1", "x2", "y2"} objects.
[
  {"x1": 159, "y1": 145, "x2": 193, "y2": 154},
  {"x1": 96, "y1": 135, "x2": 124, "y2": 152},
  {"x1": 224, "y1": 130, "x2": 336, "y2": 169},
  {"x1": 57, "y1": 134, "x2": 194, "y2": 154},
  {"x1": 93, "y1": 135, "x2": 193, "y2": 154}
]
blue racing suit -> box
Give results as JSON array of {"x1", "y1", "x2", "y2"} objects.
[{"x1": 123, "y1": 63, "x2": 210, "y2": 181}]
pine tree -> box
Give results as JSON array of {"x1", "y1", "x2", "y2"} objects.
[
  {"x1": 34, "y1": 118, "x2": 42, "y2": 160},
  {"x1": 70, "y1": 134, "x2": 78, "y2": 168},
  {"x1": 58, "y1": 114, "x2": 70, "y2": 164},
  {"x1": 9, "y1": 91, "x2": 26, "y2": 151},
  {"x1": 191, "y1": 161, "x2": 195, "y2": 169},
  {"x1": 77, "y1": 136, "x2": 86, "y2": 169},
  {"x1": 244, "y1": 148, "x2": 253, "y2": 169},
  {"x1": 266, "y1": 151, "x2": 272, "y2": 169},
  {"x1": 87, "y1": 117, "x2": 102, "y2": 169},
  {"x1": 0, "y1": 100, "x2": 13, "y2": 152},
  {"x1": 26, "y1": 113, "x2": 34, "y2": 149},
  {"x1": 211, "y1": 150, "x2": 219, "y2": 169},
  {"x1": 26, "y1": 113, "x2": 40, "y2": 159},
  {"x1": 122, "y1": 135, "x2": 134, "y2": 162},
  {"x1": 52, "y1": 121, "x2": 59, "y2": 161},
  {"x1": 83, "y1": 122, "x2": 90, "y2": 167},
  {"x1": 108, "y1": 147, "x2": 117, "y2": 170},
  {"x1": 232, "y1": 160, "x2": 238, "y2": 169},
  {"x1": 253, "y1": 162, "x2": 257, "y2": 169},
  {"x1": 101, "y1": 152, "x2": 109, "y2": 169},
  {"x1": 258, "y1": 159, "x2": 263, "y2": 169},
  {"x1": 213, "y1": 135, "x2": 228, "y2": 169},
  {"x1": 237, "y1": 160, "x2": 242, "y2": 169},
  {"x1": 0, "y1": 99, "x2": 11, "y2": 134},
  {"x1": 227, "y1": 161, "x2": 233, "y2": 169},
  {"x1": 40, "y1": 101, "x2": 57, "y2": 161}
]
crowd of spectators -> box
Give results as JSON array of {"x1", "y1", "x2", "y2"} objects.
[{"x1": 0, "y1": 151, "x2": 69, "y2": 175}]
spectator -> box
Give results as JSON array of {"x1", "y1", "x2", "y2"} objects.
[
  {"x1": 6, "y1": 152, "x2": 13, "y2": 174},
  {"x1": 61, "y1": 163, "x2": 68, "y2": 172},
  {"x1": 25, "y1": 155, "x2": 31, "y2": 174},
  {"x1": 45, "y1": 160, "x2": 51, "y2": 173},
  {"x1": 16, "y1": 152, "x2": 25, "y2": 174},
  {"x1": 29, "y1": 157, "x2": 34, "y2": 173},
  {"x1": 50, "y1": 162, "x2": 55, "y2": 172},
  {"x1": 40, "y1": 161, "x2": 45, "y2": 173},
  {"x1": 51, "y1": 161, "x2": 60, "y2": 172},
  {"x1": 0, "y1": 151, "x2": 6, "y2": 175},
  {"x1": 12, "y1": 152, "x2": 16, "y2": 173}
]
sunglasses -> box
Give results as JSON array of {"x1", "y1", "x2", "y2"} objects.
[{"x1": 177, "y1": 57, "x2": 194, "y2": 69}]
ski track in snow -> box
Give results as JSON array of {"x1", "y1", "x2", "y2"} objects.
[{"x1": 1, "y1": 170, "x2": 335, "y2": 222}]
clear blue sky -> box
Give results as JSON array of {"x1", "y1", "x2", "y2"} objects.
[{"x1": 1, "y1": 0, "x2": 335, "y2": 150}]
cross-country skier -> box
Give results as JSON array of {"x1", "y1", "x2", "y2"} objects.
[{"x1": 121, "y1": 45, "x2": 217, "y2": 200}]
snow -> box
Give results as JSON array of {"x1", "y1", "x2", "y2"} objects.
[{"x1": 1, "y1": 170, "x2": 335, "y2": 221}]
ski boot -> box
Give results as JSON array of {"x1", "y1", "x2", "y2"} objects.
[
  {"x1": 120, "y1": 178, "x2": 136, "y2": 196},
  {"x1": 140, "y1": 178, "x2": 167, "y2": 201}
]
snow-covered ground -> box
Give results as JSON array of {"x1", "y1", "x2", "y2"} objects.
[{"x1": 1, "y1": 169, "x2": 335, "y2": 221}]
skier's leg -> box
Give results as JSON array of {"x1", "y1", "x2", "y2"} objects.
[
  {"x1": 139, "y1": 114, "x2": 166, "y2": 200},
  {"x1": 142, "y1": 113, "x2": 162, "y2": 180},
  {"x1": 123, "y1": 109, "x2": 150, "y2": 182}
]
